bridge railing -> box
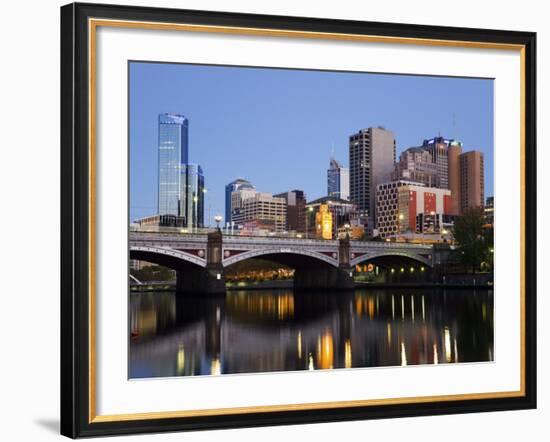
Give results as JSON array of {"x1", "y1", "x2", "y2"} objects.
[
  {"x1": 129, "y1": 226, "x2": 442, "y2": 249},
  {"x1": 130, "y1": 225, "x2": 336, "y2": 243}
]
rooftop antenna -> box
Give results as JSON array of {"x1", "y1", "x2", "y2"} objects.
[{"x1": 331, "y1": 142, "x2": 335, "y2": 160}]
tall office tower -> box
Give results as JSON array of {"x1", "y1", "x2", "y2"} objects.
[
  {"x1": 225, "y1": 178, "x2": 255, "y2": 223},
  {"x1": 459, "y1": 150, "x2": 485, "y2": 212},
  {"x1": 447, "y1": 141, "x2": 463, "y2": 215},
  {"x1": 349, "y1": 126, "x2": 396, "y2": 226},
  {"x1": 422, "y1": 136, "x2": 452, "y2": 189},
  {"x1": 180, "y1": 164, "x2": 205, "y2": 229},
  {"x1": 158, "y1": 113, "x2": 189, "y2": 216},
  {"x1": 232, "y1": 192, "x2": 287, "y2": 233},
  {"x1": 274, "y1": 190, "x2": 307, "y2": 233},
  {"x1": 327, "y1": 157, "x2": 350, "y2": 200},
  {"x1": 393, "y1": 147, "x2": 439, "y2": 187},
  {"x1": 230, "y1": 187, "x2": 258, "y2": 225}
]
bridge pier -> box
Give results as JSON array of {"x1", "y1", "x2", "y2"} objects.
[
  {"x1": 176, "y1": 229, "x2": 226, "y2": 296},
  {"x1": 432, "y1": 243, "x2": 452, "y2": 283},
  {"x1": 294, "y1": 235, "x2": 354, "y2": 291},
  {"x1": 336, "y1": 234, "x2": 355, "y2": 290}
]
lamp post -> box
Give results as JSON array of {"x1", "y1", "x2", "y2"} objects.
[
  {"x1": 398, "y1": 213, "x2": 404, "y2": 241},
  {"x1": 344, "y1": 223, "x2": 351, "y2": 240},
  {"x1": 214, "y1": 214, "x2": 222, "y2": 231},
  {"x1": 306, "y1": 206, "x2": 314, "y2": 239}
]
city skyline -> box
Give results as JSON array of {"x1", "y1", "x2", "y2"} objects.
[{"x1": 130, "y1": 62, "x2": 494, "y2": 224}]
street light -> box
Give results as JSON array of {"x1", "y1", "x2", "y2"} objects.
[
  {"x1": 343, "y1": 223, "x2": 350, "y2": 239},
  {"x1": 306, "y1": 206, "x2": 314, "y2": 239},
  {"x1": 214, "y1": 214, "x2": 222, "y2": 229}
]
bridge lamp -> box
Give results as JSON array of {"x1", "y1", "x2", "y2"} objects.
[
  {"x1": 421, "y1": 266, "x2": 425, "y2": 272},
  {"x1": 400, "y1": 267, "x2": 405, "y2": 273},
  {"x1": 410, "y1": 267, "x2": 414, "y2": 272},
  {"x1": 214, "y1": 215, "x2": 222, "y2": 228}
]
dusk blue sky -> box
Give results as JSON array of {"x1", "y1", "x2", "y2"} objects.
[{"x1": 129, "y1": 62, "x2": 493, "y2": 224}]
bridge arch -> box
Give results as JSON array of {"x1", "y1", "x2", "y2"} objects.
[
  {"x1": 351, "y1": 251, "x2": 433, "y2": 268},
  {"x1": 223, "y1": 247, "x2": 339, "y2": 268},
  {"x1": 130, "y1": 246, "x2": 207, "y2": 269}
]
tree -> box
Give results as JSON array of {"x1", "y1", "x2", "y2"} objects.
[{"x1": 452, "y1": 207, "x2": 492, "y2": 273}]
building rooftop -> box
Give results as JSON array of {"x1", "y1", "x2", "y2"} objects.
[{"x1": 307, "y1": 196, "x2": 355, "y2": 206}]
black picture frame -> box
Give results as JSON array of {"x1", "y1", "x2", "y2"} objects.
[{"x1": 61, "y1": 2, "x2": 537, "y2": 438}]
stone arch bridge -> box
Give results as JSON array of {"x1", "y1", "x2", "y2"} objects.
[{"x1": 130, "y1": 230, "x2": 449, "y2": 294}]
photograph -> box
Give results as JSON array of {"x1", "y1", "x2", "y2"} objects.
[
  {"x1": 55, "y1": 1, "x2": 538, "y2": 437},
  {"x1": 128, "y1": 62, "x2": 495, "y2": 378}
]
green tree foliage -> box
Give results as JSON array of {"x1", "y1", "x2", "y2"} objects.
[{"x1": 453, "y1": 207, "x2": 493, "y2": 273}]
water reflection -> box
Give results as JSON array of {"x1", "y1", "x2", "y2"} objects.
[{"x1": 129, "y1": 288, "x2": 494, "y2": 378}]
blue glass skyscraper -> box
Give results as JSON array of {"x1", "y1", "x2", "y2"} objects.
[
  {"x1": 157, "y1": 113, "x2": 204, "y2": 228},
  {"x1": 158, "y1": 113, "x2": 189, "y2": 216},
  {"x1": 181, "y1": 164, "x2": 205, "y2": 229},
  {"x1": 327, "y1": 158, "x2": 349, "y2": 200}
]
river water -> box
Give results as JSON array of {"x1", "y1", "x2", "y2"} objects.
[{"x1": 129, "y1": 288, "x2": 493, "y2": 378}]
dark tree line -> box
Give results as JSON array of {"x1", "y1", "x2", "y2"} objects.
[{"x1": 453, "y1": 207, "x2": 493, "y2": 274}]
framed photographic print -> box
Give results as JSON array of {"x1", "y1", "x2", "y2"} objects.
[{"x1": 60, "y1": 2, "x2": 537, "y2": 438}]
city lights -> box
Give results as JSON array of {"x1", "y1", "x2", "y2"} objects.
[{"x1": 129, "y1": 69, "x2": 494, "y2": 381}]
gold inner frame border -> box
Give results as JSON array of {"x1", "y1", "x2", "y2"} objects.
[{"x1": 87, "y1": 17, "x2": 527, "y2": 424}]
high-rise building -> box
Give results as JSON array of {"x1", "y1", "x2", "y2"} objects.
[
  {"x1": 349, "y1": 127, "x2": 396, "y2": 226},
  {"x1": 225, "y1": 178, "x2": 255, "y2": 223},
  {"x1": 327, "y1": 158, "x2": 350, "y2": 200},
  {"x1": 157, "y1": 113, "x2": 205, "y2": 228},
  {"x1": 393, "y1": 147, "x2": 440, "y2": 188},
  {"x1": 230, "y1": 187, "x2": 258, "y2": 226},
  {"x1": 376, "y1": 180, "x2": 451, "y2": 239},
  {"x1": 274, "y1": 190, "x2": 307, "y2": 233},
  {"x1": 180, "y1": 164, "x2": 205, "y2": 229},
  {"x1": 158, "y1": 113, "x2": 189, "y2": 216},
  {"x1": 447, "y1": 141, "x2": 463, "y2": 215},
  {"x1": 231, "y1": 192, "x2": 286, "y2": 232},
  {"x1": 422, "y1": 136, "x2": 452, "y2": 189},
  {"x1": 459, "y1": 150, "x2": 485, "y2": 212}
]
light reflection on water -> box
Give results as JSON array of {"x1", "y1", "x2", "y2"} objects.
[{"x1": 129, "y1": 288, "x2": 493, "y2": 379}]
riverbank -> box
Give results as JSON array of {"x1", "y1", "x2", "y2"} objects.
[
  {"x1": 131, "y1": 278, "x2": 492, "y2": 292},
  {"x1": 226, "y1": 280, "x2": 294, "y2": 290},
  {"x1": 355, "y1": 281, "x2": 493, "y2": 289}
]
